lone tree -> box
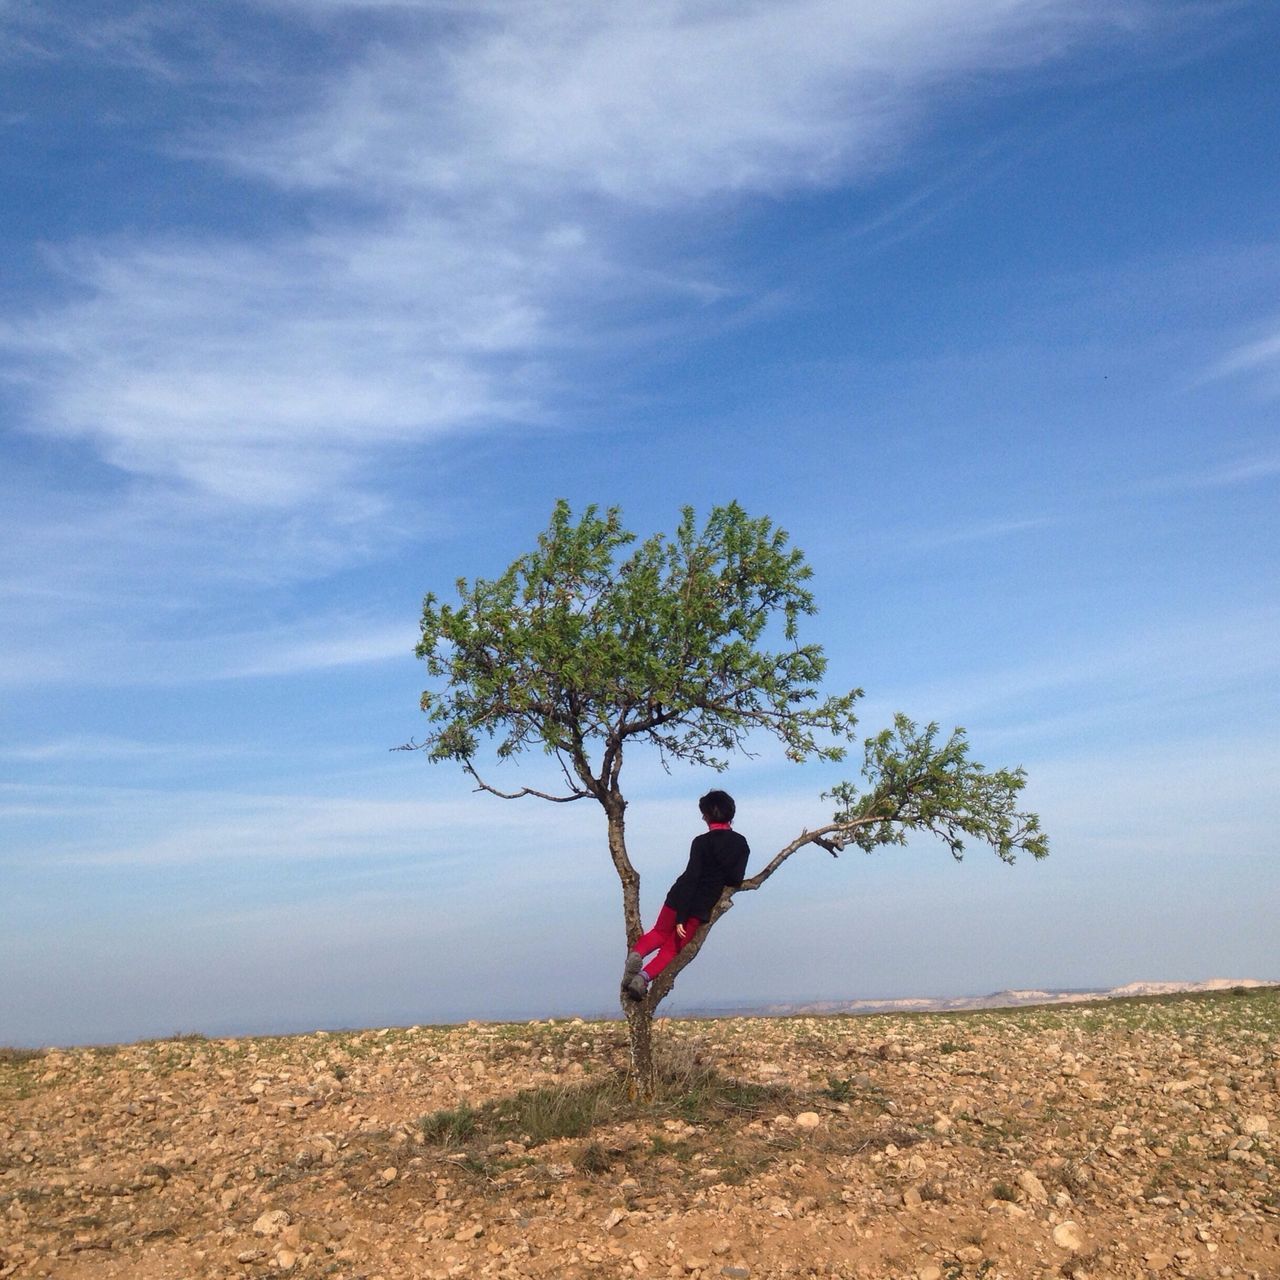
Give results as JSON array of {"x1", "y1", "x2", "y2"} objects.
[{"x1": 409, "y1": 501, "x2": 1047, "y2": 1097}]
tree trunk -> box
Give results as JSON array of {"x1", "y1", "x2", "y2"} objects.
[
  {"x1": 622, "y1": 997, "x2": 657, "y2": 1101},
  {"x1": 605, "y1": 803, "x2": 642, "y2": 942}
]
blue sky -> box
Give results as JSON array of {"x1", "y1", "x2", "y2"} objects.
[{"x1": 2, "y1": 0, "x2": 1277, "y2": 1047}]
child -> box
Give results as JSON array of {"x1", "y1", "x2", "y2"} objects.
[{"x1": 623, "y1": 789, "x2": 750, "y2": 1001}]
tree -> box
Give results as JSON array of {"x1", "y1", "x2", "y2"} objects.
[{"x1": 408, "y1": 501, "x2": 1048, "y2": 1097}]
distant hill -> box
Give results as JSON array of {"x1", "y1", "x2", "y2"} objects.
[{"x1": 690, "y1": 977, "x2": 1277, "y2": 1019}]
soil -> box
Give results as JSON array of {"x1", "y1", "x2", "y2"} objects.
[{"x1": 2, "y1": 988, "x2": 1278, "y2": 1280}]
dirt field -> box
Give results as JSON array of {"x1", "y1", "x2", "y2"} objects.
[{"x1": 2, "y1": 988, "x2": 1277, "y2": 1279}]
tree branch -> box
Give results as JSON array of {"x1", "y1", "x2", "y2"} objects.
[
  {"x1": 737, "y1": 820, "x2": 873, "y2": 891},
  {"x1": 641, "y1": 818, "x2": 876, "y2": 1006},
  {"x1": 463, "y1": 760, "x2": 589, "y2": 804}
]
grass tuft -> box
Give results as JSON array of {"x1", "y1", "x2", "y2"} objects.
[
  {"x1": 0, "y1": 1047, "x2": 45, "y2": 1064},
  {"x1": 418, "y1": 1105, "x2": 479, "y2": 1147},
  {"x1": 574, "y1": 1141, "x2": 613, "y2": 1175},
  {"x1": 416, "y1": 1062, "x2": 793, "y2": 1155}
]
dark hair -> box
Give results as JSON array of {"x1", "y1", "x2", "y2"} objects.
[{"x1": 699, "y1": 789, "x2": 735, "y2": 824}]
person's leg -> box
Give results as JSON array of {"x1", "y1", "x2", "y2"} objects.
[
  {"x1": 632, "y1": 904, "x2": 677, "y2": 961},
  {"x1": 642, "y1": 913, "x2": 701, "y2": 981},
  {"x1": 624, "y1": 904, "x2": 676, "y2": 994}
]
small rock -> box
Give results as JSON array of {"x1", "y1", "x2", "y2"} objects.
[
  {"x1": 711, "y1": 1241, "x2": 731, "y2": 1256},
  {"x1": 721, "y1": 1269, "x2": 750, "y2": 1280},
  {"x1": 685, "y1": 1259, "x2": 709, "y2": 1274},
  {"x1": 602, "y1": 1208, "x2": 628, "y2": 1235},
  {"x1": 379, "y1": 1167, "x2": 397, "y2": 1183},
  {"x1": 1144, "y1": 1252, "x2": 1172, "y2": 1271},
  {"x1": 253, "y1": 1210, "x2": 291, "y2": 1237},
  {"x1": 275, "y1": 1248, "x2": 297, "y2": 1270},
  {"x1": 1017, "y1": 1169, "x2": 1049, "y2": 1204},
  {"x1": 918, "y1": 1267, "x2": 943, "y2": 1280},
  {"x1": 1241, "y1": 1115, "x2": 1269, "y2": 1136},
  {"x1": 903, "y1": 1186, "x2": 922, "y2": 1210},
  {"x1": 454, "y1": 1223, "x2": 483, "y2": 1242},
  {"x1": 794, "y1": 1112, "x2": 821, "y2": 1129},
  {"x1": 1052, "y1": 1221, "x2": 1085, "y2": 1252}
]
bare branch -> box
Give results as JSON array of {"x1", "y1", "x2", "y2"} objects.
[
  {"x1": 463, "y1": 760, "x2": 589, "y2": 804},
  {"x1": 737, "y1": 820, "x2": 872, "y2": 892}
]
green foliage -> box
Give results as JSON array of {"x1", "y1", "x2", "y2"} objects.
[
  {"x1": 826, "y1": 714, "x2": 1048, "y2": 863},
  {"x1": 415, "y1": 500, "x2": 859, "y2": 791},
  {"x1": 410, "y1": 500, "x2": 1047, "y2": 954}
]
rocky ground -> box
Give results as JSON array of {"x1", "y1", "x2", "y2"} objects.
[{"x1": 2, "y1": 988, "x2": 1277, "y2": 1280}]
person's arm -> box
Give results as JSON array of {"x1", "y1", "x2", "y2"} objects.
[
  {"x1": 725, "y1": 836, "x2": 749, "y2": 888},
  {"x1": 674, "y1": 837, "x2": 706, "y2": 935}
]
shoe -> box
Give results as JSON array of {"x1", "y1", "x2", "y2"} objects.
[
  {"x1": 622, "y1": 952, "x2": 644, "y2": 984},
  {"x1": 625, "y1": 972, "x2": 649, "y2": 1001}
]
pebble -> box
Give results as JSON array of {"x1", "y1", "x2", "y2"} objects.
[
  {"x1": 1240, "y1": 1115, "x2": 1269, "y2": 1136},
  {"x1": 794, "y1": 1111, "x2": 821, "y2": 1129},
  {"x1": 1052, "y1": 1221, "x2": 1085, "y2": 1252}
]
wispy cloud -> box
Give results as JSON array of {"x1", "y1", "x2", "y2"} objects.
[
  {"x1": 0, "y1": 735, "x2": 236, "y2": 763},
  {"x1": 0, "y1": 779, "x2": 597, "y2": 869},
  {"x1": 1146, "y1": 450, "x2": 1280, "y2": 492},
  {"x1": 1197, "y1": 321, "x2": 1280, "y2": 403},
  {"x1": 0, "y1": 608, "x2": 416, "y2": 688},
  {"x1": 907, "y1": 515, "x2": 1057, "y2": 551},
  {"x1": 866, "y1": 607, "x2": 1280, "y2": 741},
  {"x1": 1212, "y1": 325, "x2": 1280, "y2": 378},
  {"x1": 5, "y1": 221, "x2": 556, "y2": 504},
  {"x1": 222, "y1": 619, "x2": 417, "y2": 679},
  {"x1": 228, "y1": 1, "x2": 1159, "y2": 205},
  {"x1": 2, "y1": 1, "x2": 1173, "y2": 509}
]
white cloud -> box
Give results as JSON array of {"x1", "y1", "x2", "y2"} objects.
[
  {"x1": 231, "y1": 1, "x2": 1156, "y2": 204},
  {"x1": 0, "y1": 609, "x2": 416, "y2": 688},
  {"x1": 2, "y1": 1, "x2": 1173, "y2": 507},
  {"x1": 1146, "y1": 450, "x2": 1280, "y2": 492},
  {"x1": 0, "y1": 779, "x2": 599, "y2": 869},
  {"x1": 1214, "y1": 326, "x2": 1280, "y2": 376},
  {"x1": 863, "y1": 608, "x2": 1280, "y2": 742},
  {"x1": 222, "y1": 619, "x2": 417, "y2": 678},
  {"x1": 907, "y1": 515, "x2": 1057, "y2": 550},
  {"x1": 5, "y1": 219, "x2": 557, "y2": 504},
  {"x1": 0, "y1": 736, "x2": 233, "y2": 763}
]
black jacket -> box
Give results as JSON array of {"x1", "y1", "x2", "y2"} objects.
[{"x1": 664, "y1": 828, "x2": 750, "y2": 925}]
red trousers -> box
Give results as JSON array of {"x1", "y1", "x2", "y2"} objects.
[{"x1": 633, "y1": 904, "x2": 702, "y2": 981}]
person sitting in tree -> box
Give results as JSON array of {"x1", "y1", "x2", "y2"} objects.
[{"x1": 623, "y1": 790, "x2": 750, "y2": 1001}]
